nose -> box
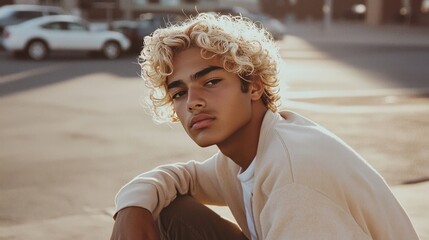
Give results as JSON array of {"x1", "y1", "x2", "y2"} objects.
[{"x1": 187, "y1": 87, "x2": 205, "y2": 112}]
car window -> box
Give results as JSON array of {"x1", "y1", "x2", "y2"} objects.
[
  {"x1": 138, "y1": 20, "x2": 151, "y2": 29},
  {"x1": 67, "y1": 22, "x2": 87, "y2": 31},
  {"x1": 152, "y1": 18, "x2": 165, "y2": 28},
  {"x1": 14, "y1": 11, "x2": 43, "y2": 20},
  {"x1": 0, "y1": 8, "x2": 11, "y2": 18},
  {"x1": 42, "y1": 21, "x2": 66, "y2": 30},
  {"x1": 48, "y1": 11, "x2": 61, "y2": 15}
]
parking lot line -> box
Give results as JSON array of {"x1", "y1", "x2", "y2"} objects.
[{"x1": 0, "y1": 64, "x2": 65, "y2": 84}]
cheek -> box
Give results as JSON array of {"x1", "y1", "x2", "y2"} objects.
[
  {"x1": 173, "y1": 102, "x2": 188, "y2": 125},
  {"x1": 222, "y1": 90, "x2": 252, "y2": 108}
]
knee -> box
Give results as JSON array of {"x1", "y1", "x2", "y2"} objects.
[
  {"x1": 158, "y1": 195, "x2": 203, "y2": 239},
  {"x1": 159, "y1": 195, "x2": 193, "y2": 222},
  {"x1": 158, "y1": 195, "x2": 247, "y2": 240}
]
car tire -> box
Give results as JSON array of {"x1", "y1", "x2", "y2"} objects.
[
  {"x1": 26, "y1": 40, "x2": 49, "y2": 60},
  {"x1": 102, "y1": 41, "x2": 121, "y2": 60}
]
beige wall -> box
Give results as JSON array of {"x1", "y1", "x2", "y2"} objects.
[
  {"x1": 218, "y1": 0, "x2": 259, "y2": 11},
  {"x1": 365, "y1": 0, "x2": 383, "y2": 24},
  {"x1": 119, "y1": 0, "x2": 133, "y2": 20},
  {"x1": 15, "y1": 0, "x2": 38, "y2": 4}
]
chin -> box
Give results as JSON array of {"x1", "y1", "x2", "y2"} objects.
[
  {"x1": 194, "y1": 140, "x2": 216, "y2": 148},
  {"x1": 188, "y1": 129, "x2": 224, "y2": 148},
  {"x1": 191, "y1": 135, "x2": 219, "y2": 148},
  {"x1": 197, "y1": 143, "x2": 215, "y2": 148}
]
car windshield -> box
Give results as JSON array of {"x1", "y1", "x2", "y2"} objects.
[
  {"x1": 15, "y1": 17, "x2": 41, "y2": 27},
  {"x1": 0, "y1": 8, "x2": 12, "y2": 18}
]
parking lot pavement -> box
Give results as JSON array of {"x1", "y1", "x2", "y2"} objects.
[
  {"x1": 279, "y1": 23, "x2": 429, "y2": 239},
  {"x1": 0, "y1": 22, "x2": 428, "y2": 240},
  {"x1": 0, "y1": 211, "x2": 114, "y2": 240}
]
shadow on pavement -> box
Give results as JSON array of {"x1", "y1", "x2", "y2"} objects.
[
  {"x1": 0, "y1": 51, "x2": 142, "y2": 97},
  {"x1": 303, "y1": 42, "x2": 429, "y2": 90},
  {"x1": 285, "y1": 22, "x2": 429, "y2": 92}
]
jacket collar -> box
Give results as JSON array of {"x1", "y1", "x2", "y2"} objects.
[{"x1": 256, "y1": 110, "x2": 280, "y2": 156}]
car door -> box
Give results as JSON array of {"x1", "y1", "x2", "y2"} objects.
[
  {"x1": 39, "y1": 21, "x2": 68, "y2": 49},
  {"x1": 63, "y1": 21, "x2": 101, "y2": 50}
]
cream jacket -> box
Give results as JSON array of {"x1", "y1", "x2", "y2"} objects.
[{"x1": 115, "y1": 110, "x2": 419, "y2": 239}]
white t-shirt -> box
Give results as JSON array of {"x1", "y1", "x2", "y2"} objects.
[{"x1": 237, "y1": 160, "x2": 257, "y2": 240}]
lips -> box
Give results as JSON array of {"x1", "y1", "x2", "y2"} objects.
[{"x1": 189, "y1": 113, "x2": 215, "y2": 130}]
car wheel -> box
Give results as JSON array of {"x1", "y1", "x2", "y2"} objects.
[
  {"x1": 102, "y1": 41, "x2": 121, "y2": 59},
  {"x1": 26, "y1": 40, "x2": 48, "y2": 60}
]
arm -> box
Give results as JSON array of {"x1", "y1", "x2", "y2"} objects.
[
  {"x1": 110, "y1": 207, "x2": 160, "y2": 240},
  {"x1": 114, "y1": 156, "x2": 225, "y2": 219}
]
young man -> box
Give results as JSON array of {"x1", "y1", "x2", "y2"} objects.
[{"x1": 111, "y1": 13, "x2": 419, "y2": 240}]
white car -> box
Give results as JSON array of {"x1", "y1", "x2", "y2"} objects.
[{"x1": 2, "y1": 15, "x2": 130, "y2": 60}]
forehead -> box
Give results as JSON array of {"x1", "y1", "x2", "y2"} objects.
[{"x1": 167, "y1": 48, "x2": 223, "y2": 84}]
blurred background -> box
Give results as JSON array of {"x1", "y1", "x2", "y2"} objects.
[
  {"x1": 2, "y1": 0, "x2": 429, "y2": 25},
  {"x1": 0, "y1": 0, "x2": 428, "y2": 240}
]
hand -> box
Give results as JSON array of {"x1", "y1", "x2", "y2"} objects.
[{"x1": 110, "y1": 207, "x2": 161, "y2": 240}]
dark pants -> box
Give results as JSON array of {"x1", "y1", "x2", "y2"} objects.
[{"x1": 158, "y1": 195, "x2": 248, "y2": 240}]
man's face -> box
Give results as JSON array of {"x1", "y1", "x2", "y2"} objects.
[{"x1": 166, "y1": 47, "x2": 255, "y2": 148}]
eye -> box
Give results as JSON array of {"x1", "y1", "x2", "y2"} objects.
[
  {"x1": 205, "y1": 78, "x2": 221, "y2": 87},
  {"x1": 171, "y1": 90, "x2": 187, "y2": 100}
]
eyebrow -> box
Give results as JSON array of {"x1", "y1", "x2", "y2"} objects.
[
  {"x1": 167, "y1": 65, "x2": 223, "y2": 90},
  {"x1": 191, "y1": 65, "x2": 223, "y2": 81}
]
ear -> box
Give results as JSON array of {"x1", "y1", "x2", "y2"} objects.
[{"x1": 249, "y1": 77, "x2": 264, "y2": 101}]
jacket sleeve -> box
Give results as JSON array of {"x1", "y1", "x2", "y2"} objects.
[
  {"x1": 114, "y1": 154, "x2": 225, "y2": 219},
  {"x1": 260, "y1": 183, "x2": 372, "y2": 240}
]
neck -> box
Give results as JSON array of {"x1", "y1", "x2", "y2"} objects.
[{"x1": 217, "y1": 102, "x2": 268, "y2": 171}]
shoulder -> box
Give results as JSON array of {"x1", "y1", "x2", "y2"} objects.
[
  {"x1": 256, "y1": 111, "x2": 387, "y2": 201},
  {"x1": 255, "y1": 111, "x2": 418, "y2": 239},
  {"x1": 269, "y1": 111, "x2": 374, "y2": 175},
  {"x1": 258, "y1": 111, "x2": 368, "y2": 175}
]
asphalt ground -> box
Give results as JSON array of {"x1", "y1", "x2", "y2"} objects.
[{"x1": 0, "y1": 22, "x2": 428, "y2": 239}]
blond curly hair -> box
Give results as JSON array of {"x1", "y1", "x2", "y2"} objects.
[{"x1": 139, "y1": 13, "x2": 282, "y2": 122}]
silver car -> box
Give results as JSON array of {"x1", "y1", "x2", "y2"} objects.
[
  {"x1": 3, "y1": 14, "x2": 130, "y2": 60},
  {"x1": 0, "y1": 4, "x2": 64, "y2": 50}
]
